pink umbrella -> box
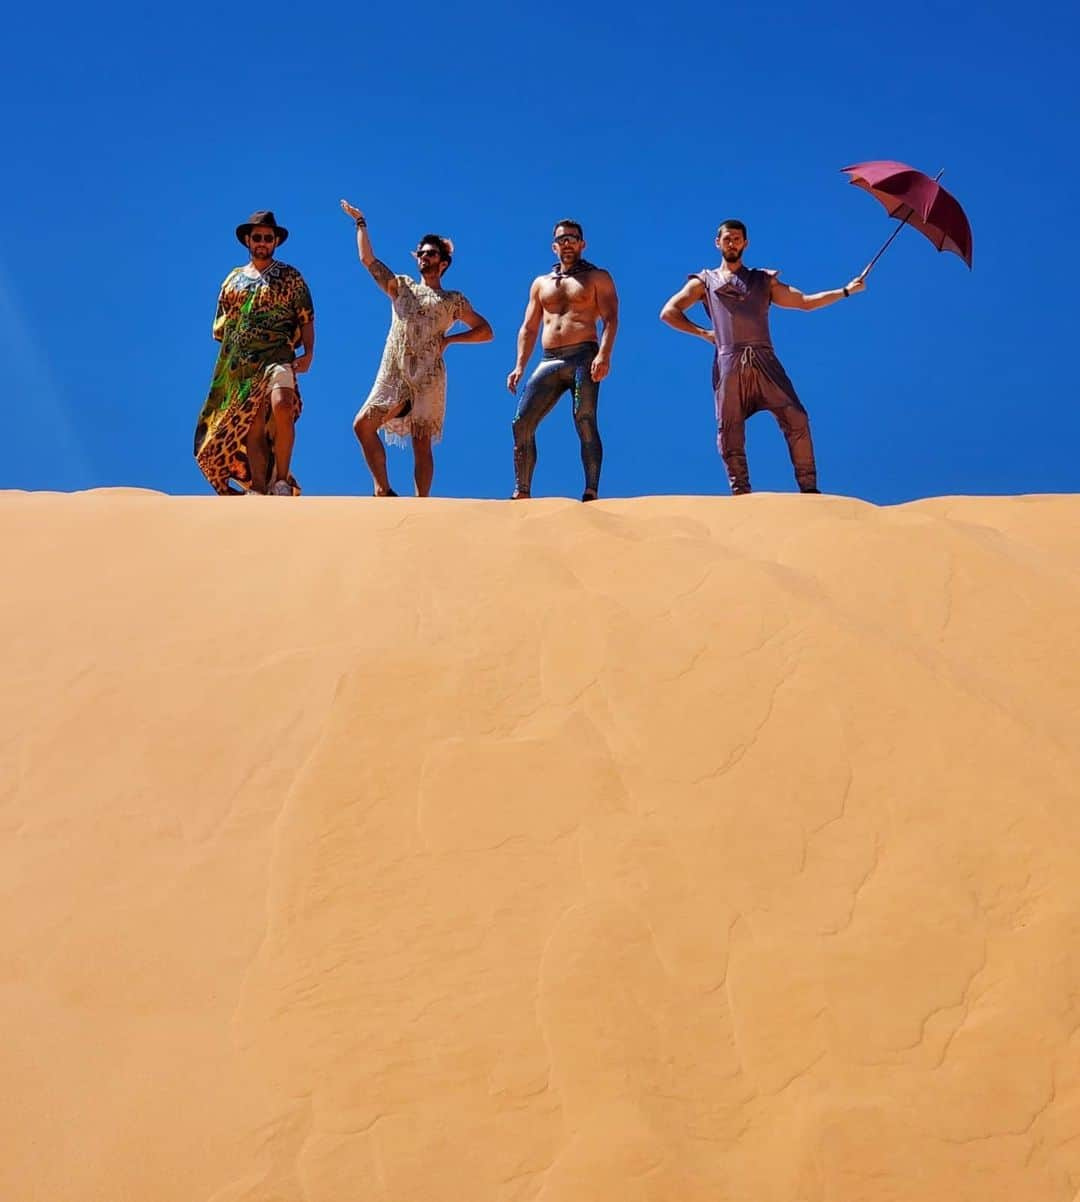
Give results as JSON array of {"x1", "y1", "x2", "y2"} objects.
[{"x1": 842, "y1": 160, "x2": 973, "y2": 277}]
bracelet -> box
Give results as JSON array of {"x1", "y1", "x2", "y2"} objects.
[
  {"x1": 355, "y1": 218, "x2": 367, "y2": 228},
  {"x1": 842, "y1": 286, "x2": 850, "y2": 298}
]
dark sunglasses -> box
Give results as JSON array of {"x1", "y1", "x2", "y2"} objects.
[
  {"x1": 416, "y1": 248, "x2": 442, "y2": 259},
  {"x1": 553, "y1": 235, "x2": 581, "y2": 245},
  {"x1": 249, "y1": 232, "x2": 277, "y2": 243}
]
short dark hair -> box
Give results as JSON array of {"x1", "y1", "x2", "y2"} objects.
[
  {"x1": 416, "y1": 233, "x2": 453, "y2": 268},
  {"x1": 553, "y1": 219, "x2": 584, "y2": 239},
  {"x1": 717, "y1": 219, "x2": 748, "y2": 238}
]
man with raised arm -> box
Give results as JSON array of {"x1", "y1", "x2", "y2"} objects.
[
  {"x1": 507, "y1": 220, "x2": 619, "y2": 501},
  {"x1": 660, "y1": 219, "x2": 864, "y2": 495},
  {"x1": 194, "y1": 209, "x2": 314, "y2": 495},
  {"x1": 340, "y1": 199, "x2": 493, "y2": 497}
]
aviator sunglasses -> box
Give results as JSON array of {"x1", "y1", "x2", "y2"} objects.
[{"x1": 249, "y1": 232, "x2": 277, "y2": 243}]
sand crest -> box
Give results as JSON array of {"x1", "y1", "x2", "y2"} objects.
[{"x1": 2, "y1": 489, "x2": 1079, "y2": 1201}]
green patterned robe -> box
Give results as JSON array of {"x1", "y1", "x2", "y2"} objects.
[{"x1": 194, "y1": 261, "x2": 314, "y2": 494}]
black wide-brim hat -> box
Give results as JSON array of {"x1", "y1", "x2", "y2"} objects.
[{"x1": 235, "y1": 209, "x2": 289, "y2": 246}]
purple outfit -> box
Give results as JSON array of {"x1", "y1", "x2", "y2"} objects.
[{"x1": 693, "y1": 266, "x2": 817, "y2": 494}]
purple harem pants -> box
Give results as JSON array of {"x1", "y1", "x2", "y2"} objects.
[{"x1": 714, "y1": 343, "x2": 817, "y2": 494}]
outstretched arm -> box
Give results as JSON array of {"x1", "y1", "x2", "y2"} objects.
[
  {"x1": 659, "y1": 278, "x2": 714, "y2": 343},
  {"x1": 340, "y1": 199, "x2": 399, "y2": 298},
  {"x1": 507, "y1": 280, "x2": 543, "y2": 394},
  {"x1": 770, "y1": 275, "x2": 865, "y2": 311},
  {"x1": 444, "y1": 300, "x2": 493, "y2": 347},
  {"x1": 591, "y1": 271, "x2": 619, "y2": 382}
]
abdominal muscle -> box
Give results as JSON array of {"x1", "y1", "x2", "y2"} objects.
[
  {"x1": 541, "y1": 311, "x2": 599, "y2": 350},
  {"x1": 537, "y1": 273, "x2": 600, "y2": 351}
]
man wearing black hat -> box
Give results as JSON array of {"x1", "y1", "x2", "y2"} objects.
[{"x1": 194, "y1": 210, "x2": 315, "y2": 495}]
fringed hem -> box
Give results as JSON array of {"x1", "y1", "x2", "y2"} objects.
[{"x1": 384, "y1": 422, "x2": 444, "y2": 449}]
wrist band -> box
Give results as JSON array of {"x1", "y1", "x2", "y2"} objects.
[
  {"x1": 355, "y1": 218, "x2": 367, "y2": 228},
  {"x1": 843, "y1": 286, "x2": 850, "y2": 298}
]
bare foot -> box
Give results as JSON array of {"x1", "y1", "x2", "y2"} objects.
[
  {"x1": 374, "y1": 487, "x2": 398, "y2": 497},
  {"x1": 510, "y1": 490, "x2": 531, "y2": 500},
  {"x1": 581, "y1": 489, "x2": 598, "y2": 502}
]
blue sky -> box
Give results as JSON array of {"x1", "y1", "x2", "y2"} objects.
[{"x1": 4, "y1": 0, "x2": 1077, "y2": 502}]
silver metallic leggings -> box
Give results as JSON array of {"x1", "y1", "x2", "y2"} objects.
[{"x1": 512, "y1": 341, "x2": 602, "y2": 495}]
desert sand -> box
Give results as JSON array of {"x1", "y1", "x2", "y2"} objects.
[{"x1": 2, "y1": 488, "x2": 1079, "y2": 1202}]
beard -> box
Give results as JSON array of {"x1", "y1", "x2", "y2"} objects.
[{"x1": 721, "y1": 247, "x2": 742, "y2": 264}]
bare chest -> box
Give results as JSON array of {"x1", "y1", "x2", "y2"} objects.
[{"x1": 538, "y1": 274, "x2": 594, "y2": 317}]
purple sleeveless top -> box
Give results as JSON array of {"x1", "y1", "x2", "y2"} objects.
[{"x1": 693, "y1": 267, "x2": 777, "y2": 351}]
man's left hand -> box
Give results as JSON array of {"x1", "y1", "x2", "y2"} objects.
[
  {"x1": 845, "y1": 277, "x2": 866, "y2": 296},
  {"x1": 293, "y1": 353, "x2": 313, "y2": 374},
  {"x1": 590, "y1": 354, "x2": 610, "y2": 383}
]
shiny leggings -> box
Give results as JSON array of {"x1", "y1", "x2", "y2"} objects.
[{"x1": 512, "y1": 341, "x2": 602, "y2": 496}]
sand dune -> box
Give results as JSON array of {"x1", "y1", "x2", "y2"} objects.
[{"x1": 2, "y1": 489, "x2": 1079, "y2": 1202}]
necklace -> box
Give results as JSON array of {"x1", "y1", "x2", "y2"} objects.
[
  {"x1": 552, "y1": 258, "x2": 596, "y2": 284},
  {"x1": 245, "y1": 259, "x2": 277, "y2": 283}
]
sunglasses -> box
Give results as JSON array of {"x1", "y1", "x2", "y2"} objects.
[
  {"x1": 249, "y1": 233, "x2": 277, "y2": 243},
  {"x1": 416, "y1": 249, "x2": 442, "y2": 259},
  {"x1": 553, "y1": 235, "x2": 581, "y2": 245}
]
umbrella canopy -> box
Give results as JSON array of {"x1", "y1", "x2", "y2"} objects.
[{"x1": 842, "y1": 160, "x2": 973, "y2": 271}]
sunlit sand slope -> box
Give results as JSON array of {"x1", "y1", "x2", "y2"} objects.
[{"x1": 2, "y1": 489, "x2": 1079, "y2": 1202}]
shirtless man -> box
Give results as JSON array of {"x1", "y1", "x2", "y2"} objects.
[
  {"x1": 507, "y1": 220, "x2": 619, "y2": 500},
  {"x1": 660, "y1": 219, "x2": 864, "y2": 495}
]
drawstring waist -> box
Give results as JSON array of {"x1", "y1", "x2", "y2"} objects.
[{"x1": 717, "y1": 342, "x2": 774, "y2": 368}]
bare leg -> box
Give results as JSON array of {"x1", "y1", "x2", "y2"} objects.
[
  {"x1": 353, "y1": 410, "x2": 395, "y2": 496},
  {"x1": 412, "y1": 433, "x2": 434, "y2": 497},
  {"x1": 269, "y1": 388, "x2": 297, "y2": 484},
  {"x1": 246, "y1": 400, "x2": 271, "y2": 494}
]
